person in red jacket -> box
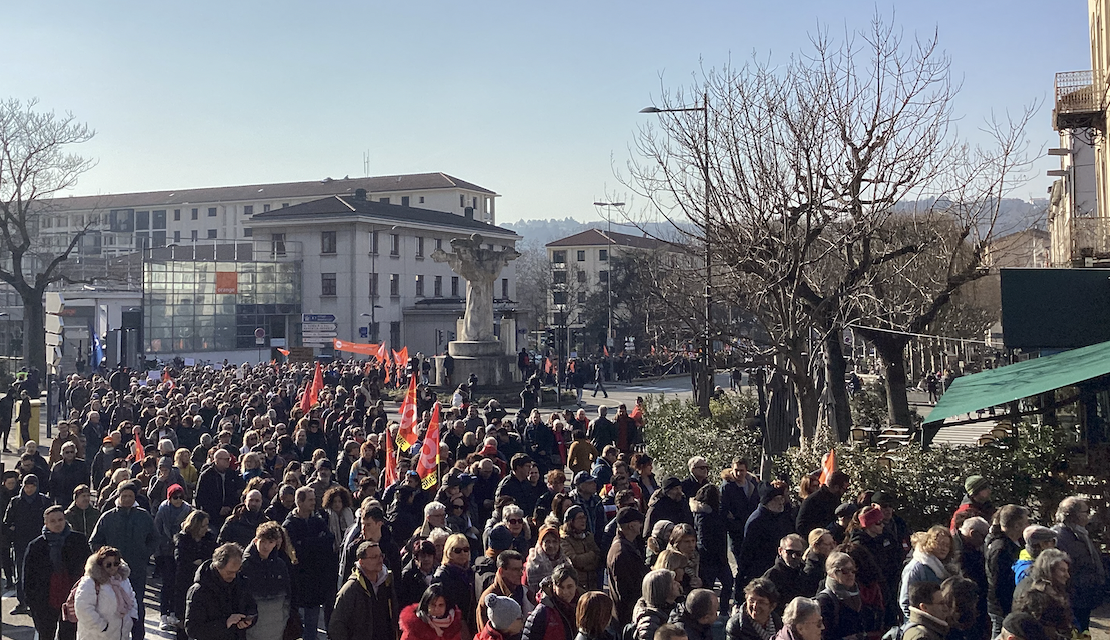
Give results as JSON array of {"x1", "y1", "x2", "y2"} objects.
[
  {"x1": 477, "y1": 594, "x2": 523, "y2": 640},
  {"x1": 400, "y1": 583, "x2": 464, "y2": 640}
]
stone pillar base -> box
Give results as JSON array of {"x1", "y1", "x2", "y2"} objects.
[{"x1": 436, "y1": 340, "x2": 514, "y2": 388}]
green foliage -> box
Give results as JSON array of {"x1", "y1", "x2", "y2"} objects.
[
  {"x1": 850, "y1": 382, "x2": 888, "y2": 430},
  {"x1": 643, "y1": 392, "x2": 763, "y2": 479},
  {"x1": 773, "y1": 422, "x2": 1072, "y2": 531}
]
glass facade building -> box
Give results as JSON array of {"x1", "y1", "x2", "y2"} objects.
[{"x1": 143, "y1": 241, "x2": 303, "y2": 354}]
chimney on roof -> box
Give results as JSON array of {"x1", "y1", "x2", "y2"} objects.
[
  {"x1": 353, "y1": 188, "x2": 367, "y2": 201},
  {"x1": 464, "y1": 206, "x2": 474, "y2": 220}
]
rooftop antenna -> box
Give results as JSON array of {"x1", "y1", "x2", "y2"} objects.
[{"x1": 363, "y1": 151, "x2": 371, "y2": 178}]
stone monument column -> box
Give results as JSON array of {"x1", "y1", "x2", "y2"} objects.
[{"x1": 431, "y1": 233, "x2": 520, "y2": 387}]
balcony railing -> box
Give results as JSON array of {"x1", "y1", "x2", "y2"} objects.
[
  {"x1": 1054, "y1": 70, "x2": 1104, "y2": 130},
  {"x1": 1073, "y1": 217, "x2": 1110, "y2": 259}
]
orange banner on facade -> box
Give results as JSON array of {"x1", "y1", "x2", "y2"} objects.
[
  {"x1": 215, "y1": 271, "x2": 238, "y2": 294},
  {"x1": 333, "y1": 339, "x2": 380, "y2": 356}
]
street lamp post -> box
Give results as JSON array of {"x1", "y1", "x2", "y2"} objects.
[
  {"x1": 593, "y1": 201, "x2": 624, "y2": 352},
  {"x1": 641, "y1": 91, "x2": 713, "y2": 416}
]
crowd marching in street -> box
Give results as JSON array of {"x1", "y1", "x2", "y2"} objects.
[{"x1": 0, "y1": 357, "x2": 1102, "y2": 640}]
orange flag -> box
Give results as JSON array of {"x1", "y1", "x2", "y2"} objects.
[
  {"x1": 333, "y1": 339, "x2": 379, "y2": 356},
  {"x1": 417, "y1": 403, "x2": 442, "y2": 490},
  {"x1": 384, "y1": 429, "x2": 399, "y2": 487},
  {"x1": 396, "y1": 376, "x2": 419, "y2": 452},
  {"x1": 299, "y1": 362, "x2": 323, "y2": 413},
  {"x1": 277, "y1": 348, "x2": 290, "y2": 356},
  {"x1": 133, "y1": 435, "x2": 145, "y2": 461},
  {"x1": 375, "y1": 342, "x2": 389, "y2": 364},
  {"x1": 393, "y1": 347, "x2": 409, "y2": 368},
  {"x1": 603, "y1": 346, "x2": 610, "y2": 357},
  {"x1": 818, "y1": 449, "x2": 838, "y2": 485}
]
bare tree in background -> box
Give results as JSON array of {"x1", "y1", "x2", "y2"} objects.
[
  {"x1": 622, "y1": 15, "x2": 1031, "y2": 440},
  {"x1": 0, "y1": 99, "x2": 96, "y2": 380}
]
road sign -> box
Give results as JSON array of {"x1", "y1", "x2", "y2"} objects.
[
  {"x1": 302, "y1": 313, "x2": 336, "y2": 323},
  {"x1": 301, "y1": 323, "x2": 338, "y2": 332},
  {"x1": 302, "y1": 331, "x2": 339, "y2": 338},
  {"x1": 271, "y1": 338, "x2": 287, "y2": 347},
  {"x1": 254, "y1": 327, "x2": 266, "y2": 339}
]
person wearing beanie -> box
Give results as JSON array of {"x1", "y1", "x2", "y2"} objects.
[
  {"x1": 153, "y1": 482, "x2": 192, "y2": 629},
  {"x1": 5, "y1": 472, "x2": 51, "y2": 616},
  {"x1": 736, "y1": 482, "x2": 794, "y2": 592},
  {"x1": 850, "y1": 504, "x2": 903, "y2": 626},
  {"x1": 644, "y1": 476, "x2": 693, "y2": 535},
  {"x1": 477, "y1": 550, "x2": 534, "y2": 630},
  {"x1": 525, "y1": 524, "x2": 568, "y2": 594},
  {"x1": 1012, "y1": 525, "x2": 1057, "y2": 585},
  {"x1": 950, "y1": 475, "x2": 995, "y2": 531},
  {"x1": 608, "y1": 506, "x2": 647, "y2": 627},
  {"x1": 89, "y1": 478, "x2": 158, "y2": 635},
  {"x1": 646, "y1": 519, "x2": 677, "y2": 568},
  {"x1": 828, "y1": 502, "x2": 858, "y2": 544},
  {"x1": 479, "y1": 593, "x2": 523, "y2": 640},
  {"x1": 569, "y1": 471, "x2": 606, "y2": 549},
  {"x1": 561, "y1": 503, "x2": 602, "y2": 590}
]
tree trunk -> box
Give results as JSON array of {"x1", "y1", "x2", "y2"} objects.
[
  {"x1": 868, "y1": 332, "x2": 914, "y2": 428},
  {"x1": 22, "y1": 293, "x2": 47, "y2": 386},
  {"x1": 823, "y1": 330, "x2": 853, "y2": 441},
  {"x1": 794, "y1": 374, "x2": 820, "y2": 439}
]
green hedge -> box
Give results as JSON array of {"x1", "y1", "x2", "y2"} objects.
[{"x1": 642, "y1": 392, "x2": 763, "y2": 480}]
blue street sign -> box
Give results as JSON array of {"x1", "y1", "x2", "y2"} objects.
[
  {"x1": 359, "y1": 327, "x2": 368, "y2": 338},
  {"x1": 302, "y1": 314, "x2": 336, "y2": 323}
]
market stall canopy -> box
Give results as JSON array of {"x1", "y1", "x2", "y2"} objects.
[{"x1": 924, "y1": 339, "x2": 1110, "y2": 430}]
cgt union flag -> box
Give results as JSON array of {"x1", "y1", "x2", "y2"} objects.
[
  {"x1": 417, "y1": 402, "x2": 442, "y2": 490},
  {"x1": 395, "y1": 376, "x2": 419, "y2": 452}
]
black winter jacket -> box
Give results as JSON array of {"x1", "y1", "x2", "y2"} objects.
[
  {"x1": 184, "y1": 561, "x2": 258, "y2": 640},
  {"x1": 284, "y1": 510, "x2": 340, "y2": 607},
  {"x1": 23, "y1": 527, "x2": 91, "y2": 618},
  {"x1": 238, "y1": 542, "x2": 292, "y2": 601},
  {"x1": 984, "y1": 527, "x2": 1021, "y2": 617}
]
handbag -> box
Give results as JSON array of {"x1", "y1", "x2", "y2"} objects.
[{"x1": 283, "y1": 606, "x2": 304, "y2": 640}]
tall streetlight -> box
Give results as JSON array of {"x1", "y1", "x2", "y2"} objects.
[
  {"x1": 641, "y1": 91, "x2": 713, "y2": 416},
  {"x1": 592, "y1": 201, "x2": 624, "y2": 351}
]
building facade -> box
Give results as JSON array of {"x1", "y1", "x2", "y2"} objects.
[{"x1": 38, "y1": 173, "x2": 499, "y2": 258}]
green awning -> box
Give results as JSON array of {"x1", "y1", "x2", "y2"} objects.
[{"x1": 924, "y1": 338, "x2": 1110, "y2": 426}]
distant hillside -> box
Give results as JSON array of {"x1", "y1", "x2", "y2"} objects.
[{"x1": 502, "y1": 218, "x2": 659, "y2": 248}]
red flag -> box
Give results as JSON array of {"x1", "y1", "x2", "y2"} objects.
[
  {"x1": 384, "y1": 429, "x2": 398, "y2": 487},
  {"x1": 544, "y1": 357, "x2": 553, "y2": 374},
  {"x1": 603, "y1": 346, "x2": 610, "y2": 357},
  {"x1": 396, "y1": 376, "x2": 419, "y2": 452},
  {"x1": 299, "y1": 362, "x2": 323, "y2": 413},
  {"x1": 133, "y1": 435, "x2": 145, "y2": 461},
  {"x1": 393, "y1": 347, "x2": 409, "y2": 368},
  {"x1": 417, "y1": 403, "x2": 442, "y2": 490},
  {"x1": 277, "y1": 348, "x2": 290, "y2": 357},
  {"x1": 818, "y1": 449, "x2": 838, "y2": 485},
  {"x1": 333, "y1": 339, "x2": 379, "y2": 356},
  {"x1": 376, "y1": 342, "x2": 389, "y2": 364}
]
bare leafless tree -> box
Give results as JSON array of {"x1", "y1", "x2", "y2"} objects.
[
  {"x1": 0, "y1": 98, "x2": 96, "y2": 379},
  {"x1": 621, "y1": 15, "x2": 1031, "y2": 439}
]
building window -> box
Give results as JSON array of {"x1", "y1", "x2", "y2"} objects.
[
  {"x1": 379, "y1": 197, "x2": 391, "y2": 204},
  {"x1": 263, "y1": 204, "x2": 271, "y2": 212},
  {"x1": 390, "y1": 321, "x2": 401, "y2": 348},
  {"x1": 207, "y1": 207, "x2": 217, "y2": 217},
  {"x1": 552, "y1": 251, "x2": 567, "y2": 264},
  {"x1": 401, "y1": 196, "x2": 410, "y2": 207},
  {"x1": 577, "y1": 270, "x2": 587, "y2": 283},
  {"x1": 191, "y1": 230, "x2": 198, "y2": 241},
  {"x1": 419, "y1": 196, "x2": 425, "y2": 203},
  {"x1": 577, "y1": 250, "x2": 586, "y2": 261},
  {"x1": 243, "y1": 227, "x2": 252, "y2": 237},
  {"x1": 553, "y1": 291, "x2": 567, "y2": 305},
  {"x1": 243, "y1": 205, "x2": 253, "y2": 215},
  {"x1": 173, "y1": 209, "x2": 181, "y2": 221},
  {"x1": 173, "y1": 230, "x2": 181, "y2": 243},
  {"x1": 599, "y1": 249, "x2": 608, "y2": 261},
  {"x1": 415, "y1": 274, "x2": 425, "y2": 297},
  {"x1": 435, "y1": 238, "x2": 442, "y2": 251},
  {"x1": 389, "y1": 233, "x2": 399, "y2": 256},
  {"x1": 321, "y1": 231, "x2": 337, "y2": 254},
  {"x1": 434, "y1": 275, "x2": 443, "y2": 297},
  {"x1": 451, "y1": 276, "x2": 459, "y2": 297},
  {"x1": 577, "y1": 291, "x2": 587, "y2": 303},
  {"x1": 473, "y1": 197, "x2": 478, "y2": 208},
  {"x1": 553, "y1": 271, "x2": 567, "y2": 285},
  {"x1": 502, "y1": 278, "x2": 509, "y2": 298},
  {"x1": 191, "y1": 208, "x2": 198, "y2": 220},
  {"x1": 390, "y1": 274, "x2": 400, "y2": 296},
  {"x1": 460, "y1": 194, "x2": 465, "y2": 207},
  {"x1": 321, "y1": 273, "x2": 337, "y2": 296},
  {"x1": 599, "y1": 270, "x2": 609, "y2": 283},
  {"x1": 282, "y1": 203, "x2": 289, "y2": 208},
  {"x1": 415, "y1": 237, "x2": 424, "y2": 257},
  {"x1": 136, "y1": 211, "x2": 149, "y2": 230},
  {"x1": 370, "y1": 230, "x2": 379, "y2": 255},
  {"x1": 207, "y1": 229, "x2": 217, "y2": 239},
  {"x1": 153, "y1": 210, "x2": 166, "y2": 229},
  {"x1": 272, "y1": 233, "x2": 286, "y2": 256},
  {"x1": 370, "y1": 273, "x2": 379, "y2": 297}
]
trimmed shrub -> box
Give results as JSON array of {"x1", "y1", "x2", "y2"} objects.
[{"x1": 642, "y1": 392, "x2": 763, "y2": 479}]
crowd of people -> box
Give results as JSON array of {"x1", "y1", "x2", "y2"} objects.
[{"x1": 0, "y1": 359, "x2": 1103, "y2": 640}]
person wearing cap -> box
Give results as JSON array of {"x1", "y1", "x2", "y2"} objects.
[
  {"x1": 496, "y1": 454, "x2": 540, "y2": 518},
  {"x1": 49, "y1": 440, "x2": 91, "y2": 504},
  {"x1": 329, "y1": 540, "x2": 400, "y2": 640},
  {"x1": 737, "y1": 483, "x2": 794, "y2": 589},
  {"x1": 90, "y1": 481, "x2": 158, "y2": 639},
  {"x1": 870, "y1": 491, "x2": 911, "y2": 556},
  {"x1": 827, "y1": 502, "x2": 856, "y2": 544},
  {"x1": 607, "y1": 506, "x2": 647, "y2": 627},
  {"x1": 570, "y1": 471, "x2": 606, "y2": 547},
  {"x1": 478, "y1": 550, "x2": 534, "y2": 629},
  {"x1": 951, "y1": 475, "x2": 995, "y2": 531},
  {"x1": 22, "y1": 505, "x2": 91, "y2": 640},
  {"x1": 985, "y1": 505, "x2": 1029, "y2": 637},
  {"x1": 998, "y1": 612, "x2": 1052, "y2": 640},
  {"x1": 1012, "y1": 525, "x2": 1057, "y2": 586},
  {"x1": 153, "y1": 482, "x2": 191, "y2": 629},
  {"x1": 478, "y1": 592, "x2": 524, "y2": 640},
  {"x1": 645, "y1": 476, "x2": 693, "y2": 535},
  {"x1": 4, "y1": 472, "x2": 51, "y2": 616},
  {"x1": 898, "y1": 525, "x2": 955, "y2": 618},
  {"x1": 1052, "y1": 496, "x2": 1105, "y2": 632},
  {"x1": 795, "y1": 471, "x2": 850, "y2": 538}
]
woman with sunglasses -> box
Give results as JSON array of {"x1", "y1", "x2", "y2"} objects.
[
  {"x1": 815, "y1": 551, "x2": 867, "y2": 640},
  {"x1": 433, "y1": 533, "x2": 478, "y2": 640},
  {"x1": 74, "y1": 546, "x2": 138, "y2": 640}
]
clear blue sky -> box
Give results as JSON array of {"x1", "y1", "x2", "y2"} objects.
[{"x1": 2, "y1": 1, "x2": 1090, "y2": 223}]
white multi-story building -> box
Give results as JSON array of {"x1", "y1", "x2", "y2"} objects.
[{"x1": 39, "y1": 173, "x2": 499, "y2": 258}]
